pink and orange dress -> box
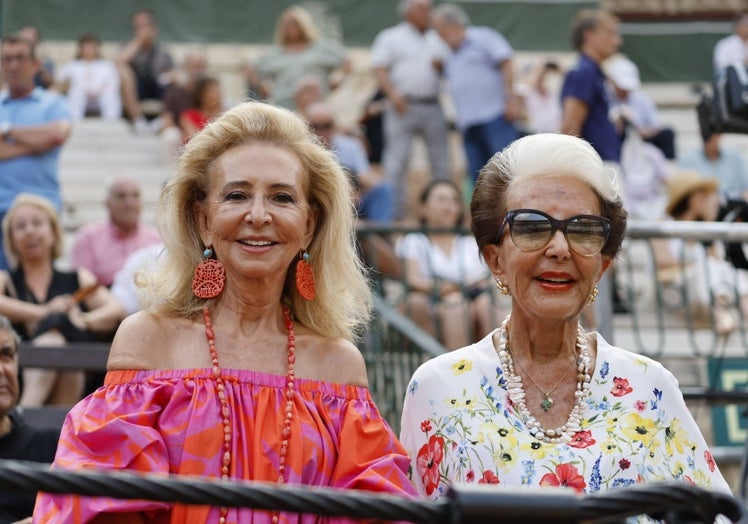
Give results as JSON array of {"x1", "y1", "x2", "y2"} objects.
[{"x1": 34, "y1": 368, "x2": 417, "y2": 522}]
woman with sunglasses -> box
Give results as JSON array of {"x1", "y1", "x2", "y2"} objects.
[{"x1": 400, "y1": 133, "x2": 729, "y2": 500}]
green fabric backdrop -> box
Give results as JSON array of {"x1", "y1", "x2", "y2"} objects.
[{"x1": 0, "y1": 0, "x2": 733, "y2": 82}]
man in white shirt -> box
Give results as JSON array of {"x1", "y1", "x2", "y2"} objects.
[
  {"x1": 370, "y1": 0, "x2": 451, "y2": 220},
  {"x1": 714, "y1": 12, "x2": 748, "y2": 72}
]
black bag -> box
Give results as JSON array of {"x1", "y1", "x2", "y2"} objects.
[{"x1": 33, "y1": 312, "x2": 98, "y2": 342}]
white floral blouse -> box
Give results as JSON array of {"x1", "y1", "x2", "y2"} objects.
[{"x1": 400, "y1": 331, "x2": 731, "y2": 502}]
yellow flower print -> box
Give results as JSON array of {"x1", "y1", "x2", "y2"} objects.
[
  {"x1": 520, "y1": 439, "x2": 548, "y2": 459},
  {"x1": 622, "y1": 413, "x2": 658, "y2": 447},
  {"x1": 479, "y1": 422, "x2": 518, "y2": 449},
  {"x1": 665, "y1": 418, "x2": 694, "y2": 456},
  {"x1": 445, "y1": 394, "x2": 478, "y2": 410},
  {"x1": 601, "y1": 438, "x2": 619, "y2": 455},
  {"x1": 492, "y1": 447, "x2": 516, "y2": 472},
  {"x1": 452, "y1": 359, "x2": 473, "y2": 375},
  {"x1": 692, "y1": 470, "x2": 711, "y2": 488},
  {"x1": 672, "y1": 461, "x2": 686, "y2": 477}
]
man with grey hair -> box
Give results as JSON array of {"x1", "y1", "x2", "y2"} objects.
[
  {"x1": 370, "y1": 0, "x2": 451, "y2": 220},
  {"x1": 432, "y1": 3, "x2": 519, "y2": 185}
]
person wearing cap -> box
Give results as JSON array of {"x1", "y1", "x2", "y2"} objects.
[
  {"x1": 660, "y1": 170, "x2": 748, "y2": 333},
  {"x1": 606, "y1": 56, "x2": 676, "y2": 160}
]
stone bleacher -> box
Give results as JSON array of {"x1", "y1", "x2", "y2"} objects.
[{"x1": 58, "y1": 118, "x2": 170, "y2": 266}]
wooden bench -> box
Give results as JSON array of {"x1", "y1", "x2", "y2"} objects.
[{"x1": 17, "y1": 342, "x2": 111, "y2": 429}]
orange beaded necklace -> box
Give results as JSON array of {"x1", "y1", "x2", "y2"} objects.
[{"x1": 202, "y1": 305, "x2": 296, "y2": 524}]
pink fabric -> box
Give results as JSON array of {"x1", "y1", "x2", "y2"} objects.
[
  {"x1": 70, "y1": 220, "x2": 162, "y2": 286},
  {"x1": 34, "y1": 368, "x2": 416, "y2": 523}
]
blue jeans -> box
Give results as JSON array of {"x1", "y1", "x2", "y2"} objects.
[{"x1": 463, "y1": 115, "x2": 517, "y2": 183}]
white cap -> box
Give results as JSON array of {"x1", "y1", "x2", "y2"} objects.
[{"x1": 606, "y1": 57, "x2": 641, "y2": 91}]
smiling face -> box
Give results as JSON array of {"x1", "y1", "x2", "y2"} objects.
[
  {"x1": 197, "y1": 142, "x2": 317, "y2": 287},
  {"x1": 8, "y1": 203, "x2": 57, "y2": 265},
  {"x1": 483, "y1": 174, "x2": 611, "y2": 324},
  {"x1": 0, "y1": 328, "x2": 19, "y2": 418}
]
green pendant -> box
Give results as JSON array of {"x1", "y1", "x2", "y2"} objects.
[{"x1": 541, "y1": 396, "x2": 553, "y2": 411}]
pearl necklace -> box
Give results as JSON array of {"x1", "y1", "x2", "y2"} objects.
[
  {"x1": 496, "y1": 315, "x2": 591, "y2": 444},
  {"x1": 203, "y1": 305, "x2": 296, "y2": 524}
]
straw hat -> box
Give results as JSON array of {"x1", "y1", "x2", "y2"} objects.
[
  {"x1": 665, "y1": 170, "x2": 719, "y2": 216},
  {"x1": 605, "y1": 56, "x2": 641, "y2": 91}
]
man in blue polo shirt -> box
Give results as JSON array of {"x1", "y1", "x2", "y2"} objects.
[
  {"x1": 432, "y1": 3, "x2": 520, "y2": 186},
  {"x1": 0, "y1": 33, "x2": 71, "y2": 269},
  {"x1": 561, "y1": 9, "x2": 622, "y2": 163}
]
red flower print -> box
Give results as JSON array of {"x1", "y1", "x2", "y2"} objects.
[
  {"x1": 420, "y1": 420, "x2": 432, "y2": 433},
  {"x1": 569, "y1": 430, "x2": 596, "y2": 449},
  {"x1": 704, "y1": 450, "x2": 716, "y2": 472},
  {"x1": 466, "y1": 470, "x2": 475, "y2": 482},
  {"x1": 611, "y1": 377, "x2": 633, "y2": 397},
  {"x1": 478, "y1": 470, "x2": 500, "y2": 484},
  {"x1": 416, "y1": 435, "x2": 445, "y2": 496},
  {"x1": 539, "y1": 463, "x2": 587, "y2": 492},
  {"x1": 684, "y1": 475, "x2": 696, "y2": 485},
  {"x1": 634, "y1": 400, "x2": 646, "y2": 412},
  {"x1": 619, "y1": 458, "x2": 631, "y2": 470}
]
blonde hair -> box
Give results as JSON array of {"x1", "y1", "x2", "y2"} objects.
[
  {"x1": 275, "y1": 6, "x2": 320, "y2": 46},
  {"x1": 145, "y1": 101, "x2": 371, "y2": 341},
  {"x1": 2, "y1": 193, "x2": 63, "y2": 269}
]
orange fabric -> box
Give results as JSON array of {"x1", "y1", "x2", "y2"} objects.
[{"x1": 34, "y1": 368, "x2": 416, "y2": 523}]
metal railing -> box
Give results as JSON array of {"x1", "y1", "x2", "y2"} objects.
[{"x1": 2, "y1": 459, "x2": 744, "y2": 523}]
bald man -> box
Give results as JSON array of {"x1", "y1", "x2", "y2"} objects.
[{"x1": 70, "y1": 177, "x2": 162, "y2": 287}]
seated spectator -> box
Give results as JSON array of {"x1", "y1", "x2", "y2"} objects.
[
  {"x1": 0, "y1": 194, "x2": 124, "y2": 407},
  {"x1": 395, "y1": 180, "x2": 503, "y2": 349},
  {"x1": 55, "y1": 32, "x2": 121, "y2": 121},
  {"x1": 251, "y1": 5, "x2": 349, "y2": 110},
  {"x1": 678, "y1": 131, "x2": 748, "y2": 202},
  {"x1": 70, "y1": 177, "x2": 162, "y2": 288},
  {"x1": 0, "y1": 314, "x2": 59, "y2": 523},
  {"x1": 179, "y1": 75, "x2": 223, "y2": 143},
  {"x1": 116, "y1": 8, "x2": 174, "y2": 134},
  {"x1": 18, "y1": 25, "x2": 54, "y2": 89},
  {"x1": 305, "y1": 101, "x2": 394, "y2": 223},
  {"x1": 161, "y1": 49, "x2": 208, "y2": 130},
  {"x1": 606, "y1": 55, "x2": 676, "y2": 159},
  {"x1": 660, "y1": 171, "x2": 748, "y2": 333}
]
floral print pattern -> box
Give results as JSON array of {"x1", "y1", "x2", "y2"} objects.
[{"x1": 400, "y1": 331, "x2": 730, "y2": 507}]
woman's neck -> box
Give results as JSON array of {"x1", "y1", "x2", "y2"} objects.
[{"x1": 507, "y1": 317, "x2": 580, "y2": 364}]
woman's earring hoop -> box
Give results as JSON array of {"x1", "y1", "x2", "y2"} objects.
[{"x1": 496, "y1": 279, "x2": 511, "y2": 296}]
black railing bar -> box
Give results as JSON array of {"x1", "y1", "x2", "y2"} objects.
[{"x1": 373, "y1": 294, "x2": 448, "y2": 357}]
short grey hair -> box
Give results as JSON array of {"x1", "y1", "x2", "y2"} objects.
[
  {"x1": 0, "y1": 314, "x2": 21, "y2": 351},
  {"x1": 432, "y1": 3, "x2": 470, "y2": 26}
]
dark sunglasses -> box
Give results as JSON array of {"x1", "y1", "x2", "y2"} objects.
[{"x1": 497, "y1": 209, "x2": 610, "y2": 256}]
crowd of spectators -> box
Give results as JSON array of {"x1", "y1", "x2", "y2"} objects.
[
  {"x1": 1, "y1": 2, "x2": 748, "y2": 522},
  {"x1": 1, "y1": 1, "x2": 748, "y2": 414}
]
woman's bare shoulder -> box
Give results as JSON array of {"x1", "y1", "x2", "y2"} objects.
[
  {"x1": 107, "y1": 311, "x2": 195, "y2": 370},
  {"x1": 301, "y1": 332, "x2": 368, "y2": 387}
]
